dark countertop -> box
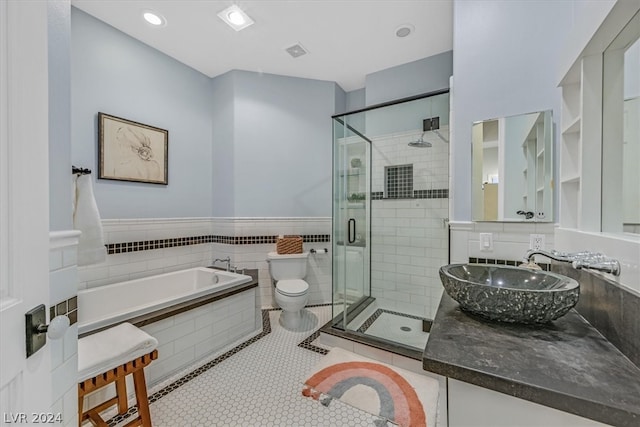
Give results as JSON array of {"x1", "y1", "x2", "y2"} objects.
[{"x1": 423, "y1": 293, "x2": 640, "y2": 426}]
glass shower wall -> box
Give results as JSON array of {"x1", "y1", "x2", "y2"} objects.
[
  {"x1": 368, "y1": 94, "x2": 450, "y2": 320},
  {"x1": 332, "y1": 91, "x2": 450, "y2": 349},
  {"x1": 332, "y1": 114, "x2": 371, "y2": 328}
]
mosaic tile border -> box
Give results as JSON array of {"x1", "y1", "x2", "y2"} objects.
[
  {"x1": 357, "y1": 308, "x2": 431, "y2": 334},
  {"x1": 371, "y1": 188, "x2": 449, "y2": 200},
  {"x1": 468, "y1": 257, "x2": 551, "y2": 271},
  {"x1": 50, "y1": 296, "x2": 77, "y2": 326},
  {"x1": 106, "y1": 234, "x2": 330, "y2": 255},
  {"x1": 106, "y1": 304, "x2": 332, "y2": 426},
  {"x1": 296, "y1": 303, "x2": 335, "y2": 356}
]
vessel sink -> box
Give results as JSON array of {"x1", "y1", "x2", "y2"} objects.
[{"x1": 439, "y1": 264, "x2": 580, "y2": 324}]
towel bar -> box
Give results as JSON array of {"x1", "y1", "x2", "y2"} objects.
[{"x1": 78, "y1": 350, "x2": 158, "y2": 427}]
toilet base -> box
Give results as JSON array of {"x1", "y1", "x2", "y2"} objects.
[{"x1": 279, "y1": 309, "x2": 304, "y2": 330}]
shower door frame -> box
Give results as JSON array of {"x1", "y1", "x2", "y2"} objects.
[
  {"x1": 331, "y1": 115, "x2": 373, "y2": 330},
  {"x1": 330, "y1": 88, "x2": 451, "y2": 335}
]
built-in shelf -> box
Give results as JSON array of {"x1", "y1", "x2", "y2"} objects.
[
  {"x1": 343, "y1": 203, "x2": 365, "y2": 209},
  {"x1": 339, "y1": 170, "x2": 363, "y2": 177},
  {"x1": 562, "y1": 116, "x2": 581, "y2": 134},
  {"x1": 560, "y1": 175, "x2": 580, "y2": 184},
  {"x1": 560, "y1": 78, "x2": 583, "y2": 229}
]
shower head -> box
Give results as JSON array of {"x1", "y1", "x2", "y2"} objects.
[{"x1": 408, "y1": 133, "x2": 432, "y2": 148}]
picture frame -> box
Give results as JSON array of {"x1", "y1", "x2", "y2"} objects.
[{"x1": 98, "y1": 112, "x2": 168, "y2": 185}]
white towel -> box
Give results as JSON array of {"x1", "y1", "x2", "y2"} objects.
[
  {"x1": 73, "y1": 174, "x2": 106, "y2": 266},
  {"x1": 78, "y1": 322, "x2": 158, "y2": 382}
]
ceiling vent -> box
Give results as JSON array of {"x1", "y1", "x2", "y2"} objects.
[{"x1": 285, "y1": 43, "x2": 308, "y2": 58}]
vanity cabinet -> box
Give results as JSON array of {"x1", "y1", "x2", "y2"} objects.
[
  {"x1": 447, "y1": 379, "x2": 608, "y2": 427},
  {"x1": 423, "y1": 294, "x2": 640, "y2": 427}
]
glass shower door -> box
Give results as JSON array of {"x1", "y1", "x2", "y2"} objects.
[{"x1": 332, "y1": 115, "x2": 371, "y2": 329}]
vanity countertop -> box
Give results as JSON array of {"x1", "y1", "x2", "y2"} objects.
[{"x1": 423, "y1": 293, "x2": 640, "y2": 426}]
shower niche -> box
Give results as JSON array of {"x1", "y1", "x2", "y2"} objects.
[{"x1": 330, "y1": 90, "x2": 450, "y2": 355}]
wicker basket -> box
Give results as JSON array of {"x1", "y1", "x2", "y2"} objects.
[{"x1": 276, "y1": 235, "x2": 303, "y2": 254}]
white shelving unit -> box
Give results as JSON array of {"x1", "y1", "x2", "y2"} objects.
[{"x1": 559, "y1": 55, "x2": 603, "y2": 231}]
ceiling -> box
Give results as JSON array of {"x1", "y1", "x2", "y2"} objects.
[{"x1": 71, "y1": 0, "x2": 453, "y2": 92}]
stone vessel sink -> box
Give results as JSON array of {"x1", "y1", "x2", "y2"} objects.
[{"x1": 439, "y1": 264, "x2": 580, "y2": 324}]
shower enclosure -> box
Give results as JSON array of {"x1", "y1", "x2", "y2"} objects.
[{"x1": 331, "y1": 90, "x2": 450, "y2": 355}]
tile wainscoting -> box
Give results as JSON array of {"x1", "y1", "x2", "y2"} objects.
[
  {"x1": 49, "y1": 230, "x2": 81, "y2": 427},
  {"x1": 77, "y1": 218, "x2": 332, "y2": 308},
  {"x1": 449, "y1": 221, "x2": 556, "y2": 264}
]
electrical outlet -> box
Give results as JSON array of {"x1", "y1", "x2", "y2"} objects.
[{"x1": 529, "y1": 234, "x2": 545, "y2": 250}]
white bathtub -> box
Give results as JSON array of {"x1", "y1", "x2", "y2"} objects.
[{"x1": 78, "y1": 267, "x2": 252, "y2": 335}]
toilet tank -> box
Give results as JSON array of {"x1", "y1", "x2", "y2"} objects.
[{"x1": 267, "y1": 252, "x2": 309, "y2": 280}]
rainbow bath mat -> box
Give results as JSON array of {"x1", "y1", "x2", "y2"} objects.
[{"x1": 302, "y1": 348, "x2": 439, "y2": 427}]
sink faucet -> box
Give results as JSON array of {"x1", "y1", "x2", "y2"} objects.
[
  {"x1": 523, "y1": 249, "x2": 621, "y2": 276},
  {"x1": 212, "y1": 256, "x2": 231, "y2": 271}
]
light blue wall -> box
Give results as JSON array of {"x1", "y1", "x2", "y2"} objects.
[
  {"x1": 48, "y1": 0, "x2": 72, "y2": 230},
  {"x1": 335, "y1": 84, "x2": 347, "y2": 115},
  {"x1": 70, "y1": 6, "x2": 448, "y2": 220},
  {"x1": 224, "y1": 70, "x2": 338, "y2": 217},
  {"x1": 451, "y1": 0, "x2": 573, "y2": 221},
  {"x1": 71, "y1": 8, "x2": 213, "y2": 219},
  {"x1": 211, "y1": 72, "x2": 236, "y2": 217},
  {"x1": 365, "y1": 51, "x2": 453, "y2": 106},
  {"x1": 365, "y1": 92, "x2": 450, "y2": 137},
  {"x1": 345, "y1": 88, "x2": 365, "y2": 113}
]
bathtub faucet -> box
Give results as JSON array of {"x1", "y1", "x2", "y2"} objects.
[
  {"x1": 523, "y1": 249, "x2": 621, "y2": 276},
  {"x1": 212, "y1": 256, "x2": 231, "y2": 271}
]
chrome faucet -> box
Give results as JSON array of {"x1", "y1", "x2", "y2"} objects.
[
  {"x1": 212, "y1": 256, "x2": 231, "y2": 271},
  {"x1": 523, "y1": 249, "x2": 621, "y2": 276}
]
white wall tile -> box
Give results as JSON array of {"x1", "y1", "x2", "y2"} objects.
[
  {"x1": 49, "y1": 232, "x2": 79, "y2": 427},
  {"x1": 51, "y1": 354, "x2": 77, "y2": 403}
]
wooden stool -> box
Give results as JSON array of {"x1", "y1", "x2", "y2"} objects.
[{"x1": 78, "y1": 350, "x2": 158, "y2": 427}]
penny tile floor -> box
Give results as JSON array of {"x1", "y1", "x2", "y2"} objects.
[{"x1": 112, "y1": 306, "x2": 382, "y2": 426}]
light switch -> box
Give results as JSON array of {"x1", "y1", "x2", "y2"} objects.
[{"x1": 479, "y1": 233, "x2": 493, "y2": 251}]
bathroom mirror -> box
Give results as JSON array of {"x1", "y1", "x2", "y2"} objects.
[
  {"x1": 471, "y1": 110, "x2": 553, "y2": 222},
  {"x1": 602, "y1": 10, "x2": 640, "y2": 234}
]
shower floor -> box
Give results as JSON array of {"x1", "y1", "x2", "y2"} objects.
[{"x1": 357, "y1": 309, "x2": 430, "y2": 350}]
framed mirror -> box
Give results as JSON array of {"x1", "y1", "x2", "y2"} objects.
[{"x1": 471, "y1": 110, "x2": 553, "y2": 222}]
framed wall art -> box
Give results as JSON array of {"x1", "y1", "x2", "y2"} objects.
[{"x1": 98, "y1": 112, "x2": 168, "y2": 185}]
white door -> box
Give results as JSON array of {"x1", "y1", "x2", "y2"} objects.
[{"x1": 0, "y1": 0, "x2": 52, "y2": 422}]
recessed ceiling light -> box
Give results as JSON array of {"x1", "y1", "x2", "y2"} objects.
[
  {"x1": 143, "y1": 11, "x2": 165, "y2": 27},
  {"x1": 217, "y1": 5, "x2": 254, "y2": 31},
  {"x1": 395, "y1": 24, "x2": 414, "y2": 38}
]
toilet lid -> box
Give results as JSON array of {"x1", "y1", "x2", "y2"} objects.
[{"x1": 277, "y1": 279, "x2": 309, "y2": 296}]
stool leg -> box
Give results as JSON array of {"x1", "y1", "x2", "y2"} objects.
[
  {"x1": 115, "y1": 377, "x2": 128, "y2": 414},
  {"x1": 78, "y1": 386, "x2": 83, "y2": 427},
  {"x1": 132, "y1": 370, "x2": 152, "y2": 427}
]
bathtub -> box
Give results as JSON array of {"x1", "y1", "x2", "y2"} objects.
[
  {"x1": 77, "y1": 267, "x2": 260, "y2": 404},
  {"x1": 78, "y1": 267, "x2": 252, "y2": 335}
]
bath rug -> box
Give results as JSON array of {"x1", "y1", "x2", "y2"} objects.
[{"x1": 302, "y1": 347, "x2": 439, "y2": 427}]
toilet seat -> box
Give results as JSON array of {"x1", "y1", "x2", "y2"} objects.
[{"x1": 276, "y1": 279, "x2": 309, "y2": 296}]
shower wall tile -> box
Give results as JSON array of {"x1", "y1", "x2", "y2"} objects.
[
  {"x1": 372, "y1": 129, "x2": 449, "y2": 195},
  {"x1": 371, "y1": 198, "x2": 449, "y2": 319}
]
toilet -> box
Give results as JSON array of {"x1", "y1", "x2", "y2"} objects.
[{"x1": 267, "y1": 252, "x2": 310, "y2": 330}]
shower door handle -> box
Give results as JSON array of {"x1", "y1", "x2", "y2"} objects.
[{"x1": 348, "y1": 219, "x2": 356, "y2": 244}]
